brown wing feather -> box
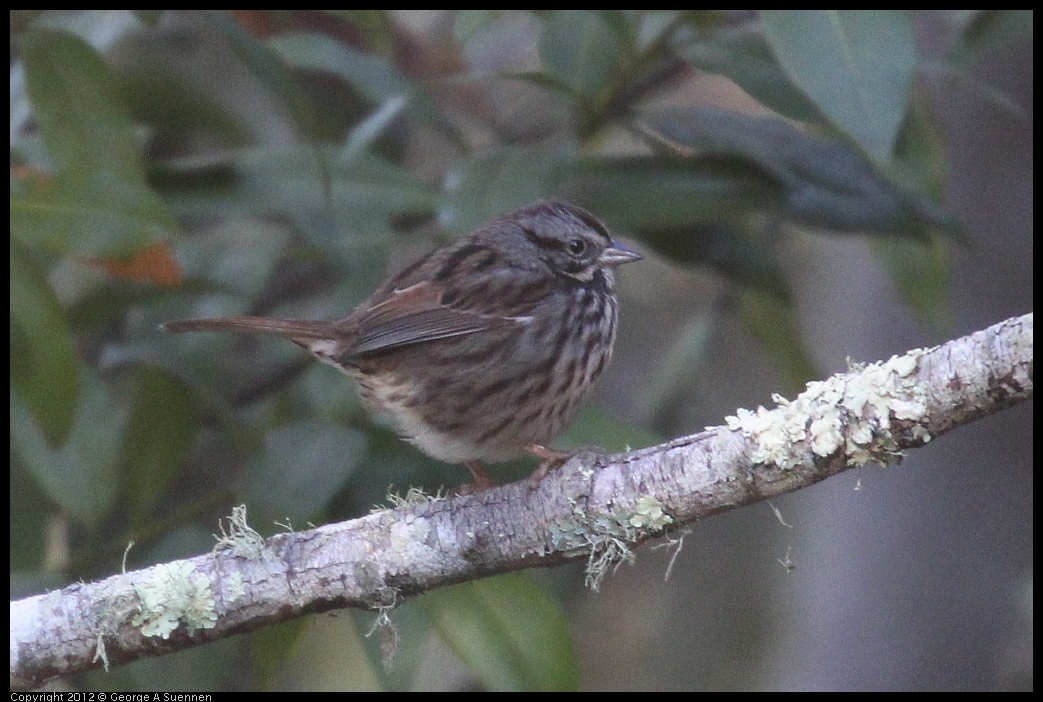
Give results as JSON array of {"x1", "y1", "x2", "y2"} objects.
[{"x1": 345, "y1": 281, "x2": 524, "y2": 355}]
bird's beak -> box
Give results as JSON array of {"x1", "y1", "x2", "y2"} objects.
[{"x1": 600, "y1": 240, "x2": 644, "y2": 267}]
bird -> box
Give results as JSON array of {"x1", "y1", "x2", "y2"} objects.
[{"x1": 163, "y1": 200, "x2": 642, "y2": 488}]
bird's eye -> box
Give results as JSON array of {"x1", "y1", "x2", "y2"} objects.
[{"x1": 566, "y1": 238, "x2": 587, "y2": 256}]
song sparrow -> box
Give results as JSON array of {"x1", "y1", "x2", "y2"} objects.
[{"x1": 163, "y1": 200, "x2": 642, "y2": 487}]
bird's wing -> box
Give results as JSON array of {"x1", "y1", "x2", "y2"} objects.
[{"x1": 344, "y1": 280, "x2": 535, "y2": 356}]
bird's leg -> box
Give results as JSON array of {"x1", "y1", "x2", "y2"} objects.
[
  {"x1": 463, "y1": 461, "x2": 496, "y2": 491},
  {"x1": 525, "y1": 443, "x2": 615, "y2": 488},
  {"x1": 524, "y1": 444, "x2": 578, "y2": 482}
]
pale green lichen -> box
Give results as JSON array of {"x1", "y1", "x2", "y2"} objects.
[
  {"x1": 227, "y1": 572, "x2": 246, "y2": 603},
  {"x1": 365, "y1": 597, "x2": 401, "y2": 672},
  {"x1": 371, "y1": 486, "x2": 448, "y2": 514},
  {"x1": 552, "y1": 495, "x2": 676, "y2": 591},
  {"x1": 131, "y1": 561, "x2": 218, "y2": 638},
  {"x1": 213, "y1": 504, "x2": 266, "y2": 560},
  {"x1": 550, "y1": 510, "x2": 635, "y2": 590},
  {"x1": 93, "y1": 632, "x2": 109, "y2": 671},
  {"x1": 585, "y1": 534, "x2": 636, "y2": 591},
  {"x1": 629, "y1": 496, "x2": 674, "y2": 530},
  {"x1": 725, "y1": 349, "x2": 932, "y2": 470}
]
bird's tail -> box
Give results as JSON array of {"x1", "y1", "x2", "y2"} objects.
[{"x1": 161, "y1": 316, "x2": 335, "y2": 339}]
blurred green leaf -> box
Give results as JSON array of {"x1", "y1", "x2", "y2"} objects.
[
  {"x1": 117, "y1": 69, "x2": 252, "y2": 149},
  {"x1": 595, "y1": 10, "x2": 638, "y2": 51},
  {"x1": 559, "y1": 406, "x2": 661, "y2": 455},
  {"x1": 155, "y1": 146, "x2": 435, "y2": 286},
  {"x1": 420, "y1": 573, "x2": 580, "y2": 691},
  {"x1": 890, "y1": 92, "x2": 956, "y2": 215},
  {"x1": 200, "y1": 11, "x2": 336, "y2": 204},
  {"x1": 504, "y1": 70, "x2": 581, "y2": 102},
  {"x1": 738, "y1": 290, "x2": 819, "y2": 394},
  {"x1": 14, "y1": 30, "x2": 177, "y2": 256},
  {"x1": 270, "y1": 32, "x2": 410, "y2": 104},
  {"x1": 152, "y1": 147, "x2": 436, "y2": 260},
  {"x1": 173, "y1": 217, "x2": 293, "y2": 298},
  {"x1": 132, "y1": 10, "x2": 164, "y2": 27},
  {"x1": 10, "y1": 461, "x2": 53, "y2": 572},
  {"x1": 250, "y1": 619, "x2": 310, "y2": 690},
  {"x1": 124, "y1": 624, "x2": 241, "y2": 691},
  {"x1": 644, "y1": 224, "x2": 790, "y2": 300},
  {"x1": 121, "y1": 367, "x2": 198, "y2": 527},
  {"x1": 954, "y1": 10, "x2": 1034, "y2": 65},
  {"x1": 241, "y1": 421, "x2": 367, "y2": 520},
  {"x1": 761, "y1": 10, "x2": 917, "y2": 166},
  {"x1": 674, "y1": 19, "x2": 823, "y2": 123},
  {"x1": 639, "y1": 106, "x2": 957, "y2": 237},
  {"x1": 324, "y1": 10, "x2": 397, "y2": 54},
  {"x1": 454, "y1": 10, "x2": 507, "y2": 45},
  {"x1": 442, "y1": 144, "x2": 574, "y2": 235},
  {"x1": 539, "y1": 10, "x2": 624, "y2": 104},
  {"x1": 11, "y1": 373, "x2": 124, "y2": 528},
  {"x1": 10, "y1": 178, "x2": 175, "y2": 258},
  {"x1": 565, "y1": 153, "x2": 787, "y2": 230},
  {"x1": 869, "y1": 235, "x2": 952, "y2": 337},
  {"x1": 270, "y1": 33, "x2": 462, "y2": 148},
  {"x1": 201, "y1": 11, "x2": 316, "y2": 136},
  {"x1": 263, "y1": 613, "x2": 382, "y2": 691},
  {"x1": 21, "y1": 30, "x2": 147, "y2": 179},
  {"x1": 10, "y1": 241, "x2": 81, "y2": 444},
  {"x1": 635, "y1": 311, "x2": 717, "y2": 426},
  {"x1": 242, "y1": 147, "x2": 437, "y2": 223}
]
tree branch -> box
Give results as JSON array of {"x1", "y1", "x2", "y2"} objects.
[{"x1": 10, "y1": 313, "x2": 1033, "y2": 690}]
